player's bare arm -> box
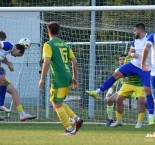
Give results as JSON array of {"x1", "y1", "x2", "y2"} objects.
[
  {"x1": 39, "y1": 58, "x2": 50, "y2": 88},
  {"x1": 71, "y1": 58, "x2": 78, "y2": 89},
  {"x1": 141, "y1": 43, "x2": 151, "y2": 71},
  {"x1": 2, "y1": 57, "x2": 14, "y2": 71}
]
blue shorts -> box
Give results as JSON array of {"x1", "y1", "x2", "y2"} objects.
[
  {"x1": 118, "y1": 62, "x2": 150, "y2": 87},
  {"x1": 150, "y1": 76, "x2": 155, "y2": 98}
]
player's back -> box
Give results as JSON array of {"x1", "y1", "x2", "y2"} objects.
[{"x1": 47, "y1": 38, "x2": 72, "y2": 88}]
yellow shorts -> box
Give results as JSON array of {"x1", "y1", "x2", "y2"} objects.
[
  {"x1": 50, "y1": 86, "x2": 70, "y2": 103},
  {"x1": 118, "y1": 84, "x2": 145, "y2": 98},
  {"x1": 6, "y1": 78, "x2": 11, "y2": 86},
  {"x1": 0, "y1": 67, "x2": 11, "y2": 86}
]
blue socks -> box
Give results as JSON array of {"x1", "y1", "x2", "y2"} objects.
[
  {"x1": 0, "y1": 70, "x2": 6, "y2": 106},
  {"x1": 99, "y1": 76, "x2": 116, "y2": 92},
  {"x1": 146, "y1": 95, "x2": 154, "y2": 115}
]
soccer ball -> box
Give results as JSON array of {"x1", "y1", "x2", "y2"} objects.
[{"x1": 19, "y1": 38, "x2": 31, "y2": 48}]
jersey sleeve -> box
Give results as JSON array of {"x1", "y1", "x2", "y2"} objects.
[
  {"x1": 0, "y1": 41, "x2": 13, "y2": 51},
  {"x1": 69, "y1": 48, "x2": 75, "y2": 60},
  {"x1": 146, "y1": 33, "x2": 154, "y2": 46},
  {"x1": 42, "y1": 43, "x2": 52, "y2": 59}
]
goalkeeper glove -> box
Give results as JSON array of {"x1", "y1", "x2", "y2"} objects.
[{"x1": 106, "y1": 88, "x2": 114, "y2": 98}]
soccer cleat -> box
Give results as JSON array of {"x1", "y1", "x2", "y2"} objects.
[
  {"x1": 74, "y1": 119, "x2": 83, "y2": 134},
  {"x1": 135, "y1": 121, "x2": 142, "y2": 128},
  {"x1": 0, "y1": 106, "x2": 11, "y2": 113},
  {"x1": 105, "y1": 119, "x2": 113, "y2": 126},
  {"x1": 110, "y1": 120, "x2": 123, "y2": 127},
  {"x1": 20, "y1": 113, "x2": 36, "y2": 121},
  {"x1": 64, "y1": 130, "x2": 75, "y2": 136},
  {"x1": 149, "y1": 118, "x2": 154, "y2": 126},
  {"x1": 86, "y1": 90, "x2": 100, "y2": 99}
]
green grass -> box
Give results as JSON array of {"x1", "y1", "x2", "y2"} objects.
[{"x1": 0, "y1": 124, "x2": 155, "y2": 145}]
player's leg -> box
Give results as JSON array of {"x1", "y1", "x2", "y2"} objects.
[
  {"x1": 139, "y1": 71, "x2": 154, "y2": 125},
  {"x1": 6, "y1": 83, "x2": 36, "y2": 121},
  {"x1": 0, "y1": 68, "x2": 11, "y2": 113},
  {"x1": 111, "y1": 84, "x2": 132, "y2": 127},
  {"x1": 62, "y1": 86, "x2": 83, "y2": 133},
  {"x1": 110, "y1": 95, "x2": 126, "y2": 127},
  {"x1": 126, "y1": 65, "x2": 154, "y2": 125},
  {"x1": 134, "y1": 87, "x2": 145, "y2": 128},
  {"x1": 86, "y1": 62, "x2": 132, "y2": 99},
  {"x1": 50, "y1": 87, "x2": 82, "y2": 135},
  {"x1": 105, "y1": 93, "x2": 118, "y2": 126},
  {"x1": 150, "y1": 75, "x2": 155, "y2": 121},
  {"x1": 135, "y1": 97, "x2": 145, "y2": 128}
]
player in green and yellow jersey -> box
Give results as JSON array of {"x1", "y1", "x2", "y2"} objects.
[
  {"x1": 99, "y1": 54, "x2": 145, "y2": 128},
  {"x1": 105, "y1": 54, "x2": 127, "y2": 126},
  {"x1": 39, "y1": 21, "x2": 83, "y2": 135},
  {"x1": 110, "y1": 55, "x2": 146, "y2": 128}
]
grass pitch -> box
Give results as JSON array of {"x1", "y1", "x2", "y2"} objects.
[{"x1": 0, "y1": 123, "x2": 154, "y2": 145}]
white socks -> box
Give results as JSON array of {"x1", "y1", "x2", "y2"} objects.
[{"x1": 96, "y1": 88, "x2": 101, "y2": 93}]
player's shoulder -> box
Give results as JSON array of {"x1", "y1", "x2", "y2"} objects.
[
  {"x1": 147, "y1": 33, "x2": 155, "y2": 38},
  {"x1": 146, "y1": 33, "x2": 154, "y2": 38},
  {"x1": 0, "y1": 41, "x2": 13, "y2": 51}
]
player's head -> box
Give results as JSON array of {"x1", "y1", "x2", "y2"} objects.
[
  {"x1": 11, "y1": 44, "x2": 25, "y2": 57},
  {"x1": 48, "y1": 21, "x2": 60, "y2": 37},
  {"x1": 119, "y1": 54, "x2": 126, "y2": 66},
  {"x1": 133, "y1": 23, "x2": 145, "y2": 39},
  {"x1": 0, "y1": 31, "x2": 6, "y2": 41}
]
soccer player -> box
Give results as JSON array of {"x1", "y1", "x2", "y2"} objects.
[
  {"x1": 105, "y1": 54, "x2": 127, "y2": 126},
  {"x1": 39, "y1": 21, "x2": 83, "y2": 135},
  {"x1": 141, "y1": 33, "x2": 155, "y2": 108},
  {"x1": 0, "y1": 31, "x2": 36, "y2": 121},
  {"x1": 86, "y1": 23, "x2": 154, "y2": 125},
  {"x1": 110, "y1": 55, "x2": 146, "y2": 128},
  {"x1": 0, "y1": 31, "x2": 13, "y2": 112}
]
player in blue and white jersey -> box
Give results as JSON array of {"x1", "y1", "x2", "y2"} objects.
[
  {"x1": 86, "y1": 23, "x2": 154, "y2": 125},
  {"x1": 142, "y1": 33, "x2": 155, "y2": 106},
  {"x1": 0, "y1": 34, "x2": 36, "y2": 121}
]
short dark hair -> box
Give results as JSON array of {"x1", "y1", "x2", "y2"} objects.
[
  {"x1": 0, "y1": 31, "x2": 6, "y2": 40},
  {"x1": 15, "y1": 44, "x2": 25, "y2": 55},
  {"x1": 119, "y1": 54, "x2": 127, "y2": 58},
  {"x1": 134, "y1": 23, "x2": 145, "y2": 30},
  {"x1": 48, "y1": 21, "x2": 60, "y2": 35}
]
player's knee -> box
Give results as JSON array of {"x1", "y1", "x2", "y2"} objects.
[
  {"x1": 113, "y1": 71, "x2": 123, "y2": 80},
  {"x1": 138, "y1": 97, "x2": 145, "y2": 106},
  {"x1": 107, "y1": 99, "x2": 113, "y2": 106},
  {"x1": 116, "y1": 97, "x2": 123, "y2": 105}
]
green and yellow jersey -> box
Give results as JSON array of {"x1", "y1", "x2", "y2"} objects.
[{"x1": 42, "y1": 38, "x2": 75, "y2": 88}]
